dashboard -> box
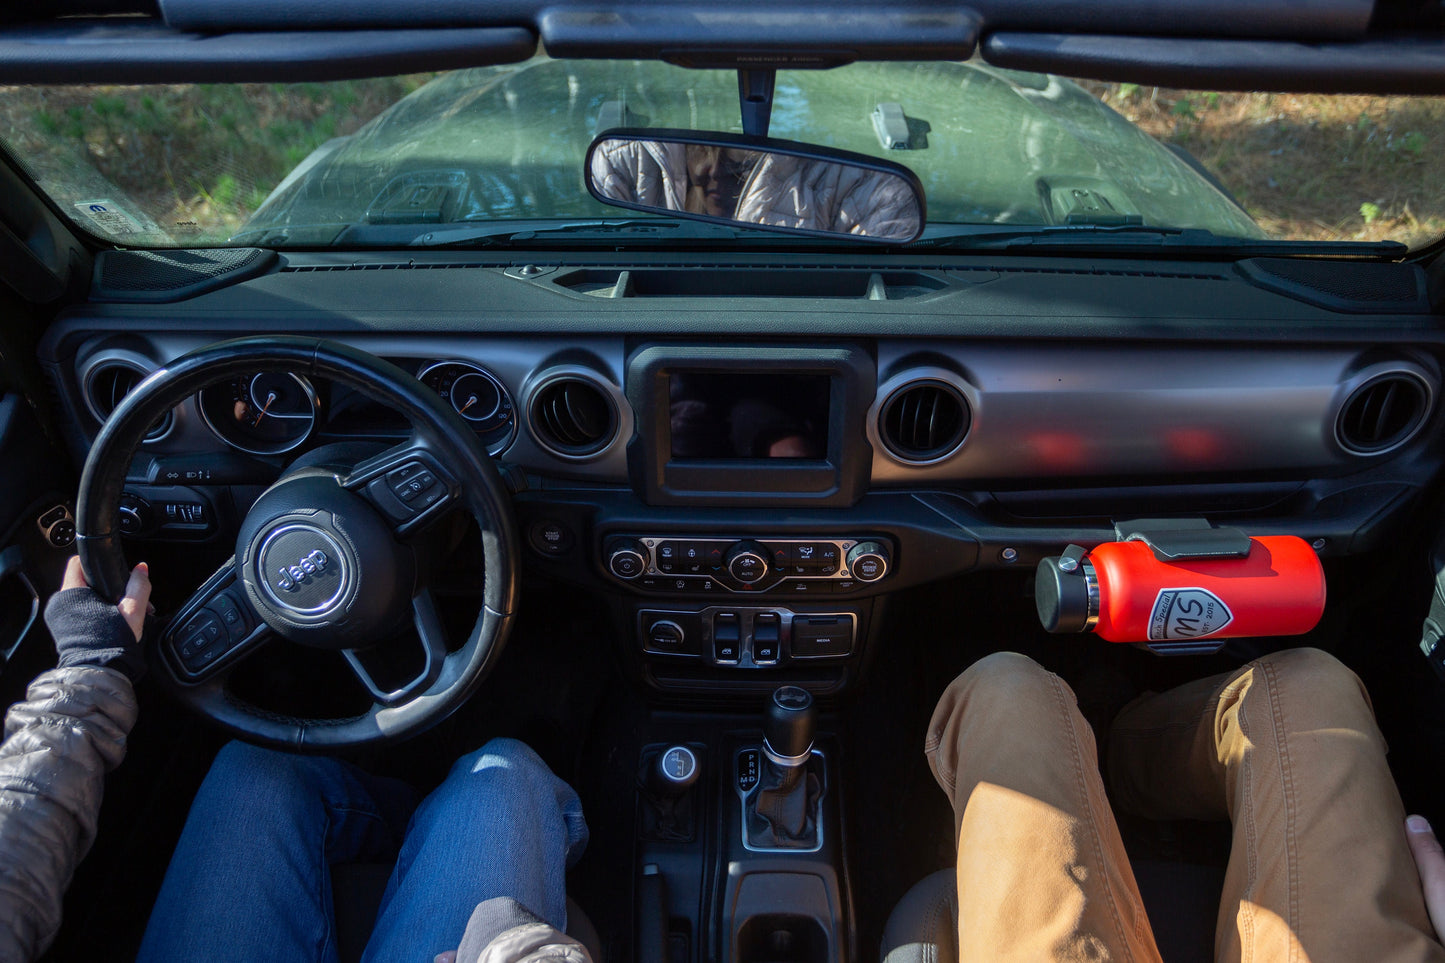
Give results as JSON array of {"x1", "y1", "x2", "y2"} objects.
[{"x1": 38, "y1": 247, "x2": 1445, "y2": 696}]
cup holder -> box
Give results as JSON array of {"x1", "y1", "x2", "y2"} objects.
[{"x1": 736, "y1": 914, "x2": 828, "y2": 963}]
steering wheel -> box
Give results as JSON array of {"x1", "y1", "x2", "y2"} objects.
[{"x1": 75, "y1": 336, "x2": 519, "y2": 750}]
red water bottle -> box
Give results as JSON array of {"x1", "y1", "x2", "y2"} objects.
[{"x1": 1036, "y1": 528, "x2": 1325, "y2": 654}]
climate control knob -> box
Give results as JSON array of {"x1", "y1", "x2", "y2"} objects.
[
  {"x1": 607, "y1": 539, "x2": 649, "y2": 580},
  {"x1": 846, "y1": 541, "x2": 890, "y2": 582},
  {"x1": 726, "y1": 541, "x2": 769, "y2": 583}
]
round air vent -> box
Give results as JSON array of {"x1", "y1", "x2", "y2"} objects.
[
  {"x1": 879, "y1": 378, "x2": 971, "y2": 464},
  {"x1": 1336, "y1": 371, "x2": 1432, "y2": 455},
  {"x1": 529, "y1": 374, "x2": 617, "y2": 458},
  {"x1": 84, "y1": 361, "x2": 171, "y2": 441}
]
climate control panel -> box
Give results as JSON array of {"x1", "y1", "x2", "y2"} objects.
[{"x1": 604, "y1": 536, "x2": 891, "y2": 596}]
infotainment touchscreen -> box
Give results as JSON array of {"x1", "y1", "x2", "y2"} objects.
[{"x1": 669, "y1": 371, "x2": 831, "y2": 460}]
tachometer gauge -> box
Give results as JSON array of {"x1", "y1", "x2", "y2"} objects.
[
  {"x1": 198, "y1": 371, "x2": 319, "y2": 455},
  {"x1": 418, "y1": 361, "x2": 515, "y2": 451}
]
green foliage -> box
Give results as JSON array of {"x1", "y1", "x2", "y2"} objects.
[
  {"x1": 1360, "y1": 201, "x2": 1383, "y2": 224},
  {"x1": 1170, "y1": 97, "x2": 1196, "y2": 119},
  {"x1": 4, "y1": 75, "x2": 435, "y2": 238},
  {"x1": 1115, "y1": 83, "x2": 1140, "y2": 100},
  {"x1": 1401, "y1": 131, "x2": 1427, "y2": 154}
]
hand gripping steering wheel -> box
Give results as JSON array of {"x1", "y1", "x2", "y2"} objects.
[{"x1": 76, "y1": 337, "x2": 519, "y2": 750}]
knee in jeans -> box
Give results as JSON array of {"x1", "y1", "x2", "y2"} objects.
[
  {"x1": 206, "y1": 740, "x2": 323, "y2": 806},
  {"x1": 454, "y1": 737, "x2": 556, "y2": 790}
]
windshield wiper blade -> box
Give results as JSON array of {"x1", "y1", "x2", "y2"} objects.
[
  {"x1": 407, "y1": 218, "x2": 755, "y2": 247},
  {"x1": 915, "y1": 225, "x2": 1407, "y2": 259}
]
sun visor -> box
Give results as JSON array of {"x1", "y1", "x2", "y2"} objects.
[
  {"x1": 0, "y1": 19, "x2": 536, "y2": 84},
  {"x1": 983, "y1": 33, "x2": 1445, "y2": 95}
]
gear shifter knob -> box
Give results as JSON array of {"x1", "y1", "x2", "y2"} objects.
[{"x1": 763, "y1": 685, "x2": 815, "y2": 764}]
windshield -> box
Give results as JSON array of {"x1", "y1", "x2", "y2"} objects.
[{"x1": 2, "y1": 55, "x2": 1442, "y2": 249}]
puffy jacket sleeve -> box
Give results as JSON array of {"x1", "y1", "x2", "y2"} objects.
[
  {"x1": 456, "y1": 897, "x2": 593, "y2": 963},
  {"x1": 0, "y1": 666, "x2": 138, "y2": 962}
]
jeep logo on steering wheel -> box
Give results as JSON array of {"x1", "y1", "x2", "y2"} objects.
[{"x1": 276, "y1": 549, "x2": 328, "y2": 592}]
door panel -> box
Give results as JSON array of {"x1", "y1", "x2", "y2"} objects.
[{"x1": 0, "y1": 391, "x2": 74, "y2": 691}]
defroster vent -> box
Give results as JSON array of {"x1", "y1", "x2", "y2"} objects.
[{"x1": 879, "y1": 379, "x2": 970, "y2": 463}]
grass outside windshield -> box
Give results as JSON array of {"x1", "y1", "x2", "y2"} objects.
[{"x1": 1, "y1": 69, "x2": 1442, "y2": 249}]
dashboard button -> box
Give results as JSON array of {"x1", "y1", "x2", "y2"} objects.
[
  {"x1": 714, "y1": 613, "x2": 740, "y2": 663},
  {"x1": 794, "y1": 542, "x2": 825, "y2": 571},
  {"x1": 647, "y1": 619, "x2": 685, "y2": 651},
  {"x1": 607, "y1": 540, "x2": 648, "y2": 579},
  {"x1": 528, "y1": 519, "x2": 573, "y2": 557},
  {"x1": 792, "y1": 615, "x2": 852, "y2": 658},
  {"x1": 847, "y1": 541, "x2": 890, "y2": 582},
  {"x1": 753, "y1": 613, "x2": 781, "y2": 664},
  {"x1": 727, "y1": 541, "x2": 769, "y2": 583}
]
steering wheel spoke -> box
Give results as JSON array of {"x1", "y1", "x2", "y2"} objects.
[
  {"x1": 342, "y1": 435, "x2": 460, "y2": 537},
  {"x1": 341, "y1": 588, "x2": 448, "y2": 707},
  {"x1": 160, "y1": 557, "x2": 274, "y2": 683}
]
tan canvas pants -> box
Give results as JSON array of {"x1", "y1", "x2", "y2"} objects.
[{"x1": 924, "y1": 649, "x2": 1444, "y2": 962}]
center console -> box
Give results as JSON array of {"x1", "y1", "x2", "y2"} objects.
[{"x1": 635, "y1": 688, "x2": 852, "y2": 963}]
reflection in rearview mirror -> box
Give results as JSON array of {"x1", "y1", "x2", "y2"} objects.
[{"x1": 588, "y1": 133, "x2": 925, "y2": 242}]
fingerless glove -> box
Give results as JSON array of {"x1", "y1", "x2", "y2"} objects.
[{"x1": 43, "y1": 587, "x2": 146, "y2": 682}]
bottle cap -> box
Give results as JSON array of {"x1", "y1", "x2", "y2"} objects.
[{"x1": 1036, "y1": 551, "x2": 1093, "y2": 633}]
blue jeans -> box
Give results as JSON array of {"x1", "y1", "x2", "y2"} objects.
[{"x1": 137, "y1": 737, "x2": 588, "y2": 963}]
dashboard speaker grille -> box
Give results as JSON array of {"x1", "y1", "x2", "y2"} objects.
[
  {"x1": 93, "y1": 248, "x2": 277, "y2": 302},
  {"x1": 1238, "y1": 258, "x2": 1429, "y2": 313},
  {"x1": 880, "y1": 380, "x2": 970, "y2": 462},
  {"x1": 85, "y1": 363, "x2": 170, "y2": 440},
  {"x1": 1337, "y1": 373, "x2": 1430, "y2": 454},
  {"x1": 530, "y1": 378, "x2": 615, "y2": 457}
]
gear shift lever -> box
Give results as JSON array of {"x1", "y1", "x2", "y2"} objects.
[
  {"x1": 749, "y1": 685, "x2": 822, "y2": 848},
  {"x1": 764, "y1": 685, "x2": 816, "y2": 766}
]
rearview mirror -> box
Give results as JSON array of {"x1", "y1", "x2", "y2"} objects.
[{"x1": 586, "y1": 129, "x2": 925, "y2": 243}]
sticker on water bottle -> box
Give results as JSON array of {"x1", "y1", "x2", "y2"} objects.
[{"x1": 1148, "y1": 588, "x2": 1234, "y2": 642}]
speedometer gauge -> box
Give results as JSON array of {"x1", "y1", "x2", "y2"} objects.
[
  {"x1": 198, "y1": 371, "x2": 319, "y2": 455},
  {"x1": 418, "y1": 361, "x2": 515, "y2": 452}
]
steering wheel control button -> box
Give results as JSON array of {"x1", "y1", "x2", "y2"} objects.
[
  {"x1": 847, "y1": 541, "x2": 891, "y2": 582},
  {"x1": 388, "y1": 463, "x2": 437, "y2": 502},
  {"x1": 175, "y1": 611, "x2": 232, "y2": 672},
  {"x1": 608, "y1": 540, "x2": 649, "y2": 579},
  {"x1": 206, "y1": 593, "x2": 249, "y2": 641}
]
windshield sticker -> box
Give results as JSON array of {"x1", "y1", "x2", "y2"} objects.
[
  {"x1": 74, "y1": 200, "x2": 143, "y2": 236},
  {"x1": 1148, "y1": 587, "x2": 1233, "y2": 642}
]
